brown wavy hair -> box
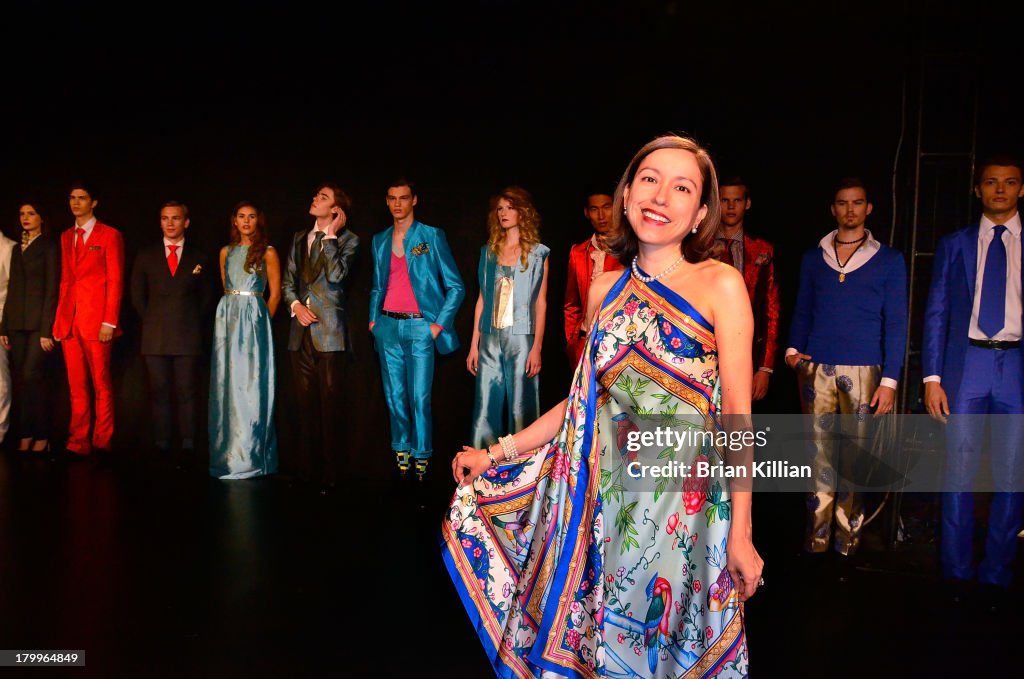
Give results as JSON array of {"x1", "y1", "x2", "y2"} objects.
[
  {"x1": 229, "y1": 201, "x2": 269, "y2": 273},
  {"x1": 606, "y1": 135, "x2": 721, "y2": 265},
  {"x1": 486, "y1": 186, "x2": 542, "y2": 271}
]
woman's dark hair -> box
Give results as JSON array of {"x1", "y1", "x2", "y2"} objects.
[
  {"x1": 18, "y1": 200, "x2": 50, "y2": 236},
  {"x1": 606, "y1": 134, "x2": 721, "y2": 265},
  {"x1": 228, "y1": 201, "x2": 269, "y2": 273}
]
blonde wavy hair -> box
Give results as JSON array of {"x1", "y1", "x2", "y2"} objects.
[{"x1": 486, "y1": 186, "x2": 542, "y2": 271}]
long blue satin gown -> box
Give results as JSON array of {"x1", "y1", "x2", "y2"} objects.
[{"x1": 208, "y1": 245, "x2": 278, "y2": 479}]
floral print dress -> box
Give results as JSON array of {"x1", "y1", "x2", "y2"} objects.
[{"x1": 442, "y1": 268, "x2": 748, "y2": 678}]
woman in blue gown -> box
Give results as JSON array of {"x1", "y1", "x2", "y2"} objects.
[
  {"x1": 208, "y1": 201, "x2": 281, "y2": 479},
  {"x1": 466, "y1": 186, "x2": 550, "y2": 449}
]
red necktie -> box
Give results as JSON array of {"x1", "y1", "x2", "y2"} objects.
[
  {"x1": 75, "y1": 227, "x2": 86, "y2": 260},
  {"x1": 717, "y1": 238, "x2": 734, "y2": 267},
  {"x1": 167, "y1": 244, "x2": 179, "y2": 276}
]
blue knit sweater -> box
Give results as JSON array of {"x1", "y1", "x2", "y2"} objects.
[{"x1": 788, "y1": 245, "x2": 908, "y2": 379}]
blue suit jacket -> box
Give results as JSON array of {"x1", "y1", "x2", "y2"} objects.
[
  {"x1": 922, "y1": 223, "x2": 1024, "y2": 404},
  {"x1": 369, "y1": 220, "x2": 465, "y2": 355}
]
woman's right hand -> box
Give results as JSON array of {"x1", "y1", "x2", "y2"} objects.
[
  {"x1": 452, "y1": 445, "x2": 490, "y2": 487},
  {"x1": 0, "y1": 336, "x2": 8, "y2": 350},
  {"x1": 785, "y1": 352, "x2": 811, "y2": 370},
  {"x1": 466, "y1": 347, "x2": 479, "y2": 376}
]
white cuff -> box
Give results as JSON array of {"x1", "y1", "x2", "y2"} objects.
[
  {"x1": 923, "y1": 375, "x2": 941, "y2": 384},
  {"x1": 289, "y1": 300, "x2": 301, "y2": 318},
  {"x1": 785, "y1": 347, "x2": 799, "y2": 357},
  {"x1": 758, "y1": 367, "x2": 774, "y2": 374},
  {"x1": 879, "y1": 377, "x2": 898, "y2": 390},
  {"x1": 102, "y1": 322, "x2": 117, "y2": 329}
]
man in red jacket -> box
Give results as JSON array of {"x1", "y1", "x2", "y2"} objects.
[
  {"x1": 53, "y1": 182, "x2": 124, "y2": 458},
  {"x1": 714, "y1": 176, "x2": 780, "y2": 402},
  {"x1": 563, "y1": 189, "x2": 624, "y2": 368}
]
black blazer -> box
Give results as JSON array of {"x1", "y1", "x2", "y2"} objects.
[
  {"x1": 0, "y1": 235, "x2": 60, "y2": 337},
  {"x1": 130, "y1": 242, "x2": 215, "y2": 355}
]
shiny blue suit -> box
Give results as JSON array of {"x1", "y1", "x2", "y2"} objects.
[
  {"x1": 923, "y1": 223, "x2": 1024, "y2": 587},
  {"x1": 369, "y1": 220, "x2": 465, "y2": 459}
]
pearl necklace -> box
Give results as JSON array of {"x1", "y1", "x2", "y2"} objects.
[{"x1": 631, "y1": 255, "x2": 684, "y2": 283}]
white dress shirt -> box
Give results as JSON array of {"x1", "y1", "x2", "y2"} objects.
[{"x1": 164, "y1": 236, "x2": 185, "y2": 260}]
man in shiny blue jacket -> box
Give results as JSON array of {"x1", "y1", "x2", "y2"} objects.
[{"x1": 369, "y1": 179, "x2": 464, "y2": 482}]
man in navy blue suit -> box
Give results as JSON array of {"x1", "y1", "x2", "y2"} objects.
[{"x1": 923, "y1": 155, "x2": 1024, "y2": 597}]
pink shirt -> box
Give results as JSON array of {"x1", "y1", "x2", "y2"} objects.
[{"x1": 383, "y1": 251, "x2": 422, "y2": 314}]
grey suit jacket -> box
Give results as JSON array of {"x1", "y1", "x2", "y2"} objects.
[{"x1": 282, "y1": 227, "x2": 359, "y2": 352}]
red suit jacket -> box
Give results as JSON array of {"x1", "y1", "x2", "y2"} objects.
[
  {"x1": 53, "y1": 221, "x2": 125, "y2": 340},
  {"x1": 719, "y1": 234, "x2": 780, "y2": 370},
  {"x1": 563, "y1": 238, "x2": 624, "y2": 365}
]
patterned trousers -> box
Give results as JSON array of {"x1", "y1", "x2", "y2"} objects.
[{"x1": 796, "y1": 361, "x2": 881, "y2": 555}]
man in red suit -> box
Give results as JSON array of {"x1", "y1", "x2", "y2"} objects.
[
  {"x1": 714, "y1": 176, "x2": 780, "y2": 401},
  {"x1": 53, "y1": 183, "x2": 124, "y2": 458},
  {"x1": 563, "y1": 190, "x2": 624, "y2": 367}
]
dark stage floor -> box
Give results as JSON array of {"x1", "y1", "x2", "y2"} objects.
[{"x1": 0, "y1": 446, "x2": 1020, "y2": 678}]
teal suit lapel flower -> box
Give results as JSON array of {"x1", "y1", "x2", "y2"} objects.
[{"x1": 411, "y1": 242, "x2": 430, "y2": 256}]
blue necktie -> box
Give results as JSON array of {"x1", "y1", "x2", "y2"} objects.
[{"x1": 978, "y1": 224, "x2": 1007, "y2": 338}]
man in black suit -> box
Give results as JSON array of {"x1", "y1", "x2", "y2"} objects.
[
  {"x1": 130, "y1": 201, "x2": 214, "y2": 457},
  {"x1": 282, "y1": 183, "x2": 359, "y2": 494}
]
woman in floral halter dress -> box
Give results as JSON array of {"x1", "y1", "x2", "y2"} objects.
[{"x1": 445, "y1": 135, "x2": 764, "y2": 679}]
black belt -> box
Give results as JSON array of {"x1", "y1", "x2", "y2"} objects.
[
  {"x1": 969, "y1": 338, "x2": 1021, "y2": 350},
  {"x1": 382, "y1": 310, "x2": 423, "y2": 320}
]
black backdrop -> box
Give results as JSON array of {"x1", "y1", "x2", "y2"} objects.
[{"x1": 1, "y1": 2, "x2": 1018, "y2": 478}]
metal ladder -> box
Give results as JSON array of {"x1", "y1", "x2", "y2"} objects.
[{"x1": 884, "y1": 39, "x2": 979, "y2": 548}]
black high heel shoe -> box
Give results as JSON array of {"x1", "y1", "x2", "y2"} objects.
[{"x1": 30, "y1": 440, "x2": 51, "y2": 456}]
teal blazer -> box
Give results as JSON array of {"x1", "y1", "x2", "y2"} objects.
[
  {"x1": 369, "y1": 220, "x2": 465, "y2": 355},
  {"x1": 477, "y1": 243, "x2": 550, "y2": 335}
]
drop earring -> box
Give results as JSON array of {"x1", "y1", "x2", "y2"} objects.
[{"x1": 692, "y1": 225, "x2": 698, "y2": 234}]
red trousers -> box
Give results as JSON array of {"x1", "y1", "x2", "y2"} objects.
[{"x1": 62, "y1": 331, "x2": 114, "y2": 453}]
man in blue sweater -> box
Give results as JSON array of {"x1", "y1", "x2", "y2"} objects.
[{"x1": 786, "y1": 177, "x2": 907, "y2": 557}]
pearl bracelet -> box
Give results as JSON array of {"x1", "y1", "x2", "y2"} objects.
[{"x1": 498, "y1": 435, "x2": 518, "y2": 462}]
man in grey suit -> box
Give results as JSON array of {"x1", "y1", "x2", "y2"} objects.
[{"x1": 283, "y1": 183, "x2": 359, "y2": 494}]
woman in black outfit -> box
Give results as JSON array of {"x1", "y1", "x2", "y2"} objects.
[{"x1": 0, "y1": 202, "x2": 60, "y2": 454}]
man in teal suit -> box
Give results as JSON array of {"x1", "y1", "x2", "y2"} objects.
[{"x1": 369, "y1": 179, "x2": 465, "y2": 482}]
